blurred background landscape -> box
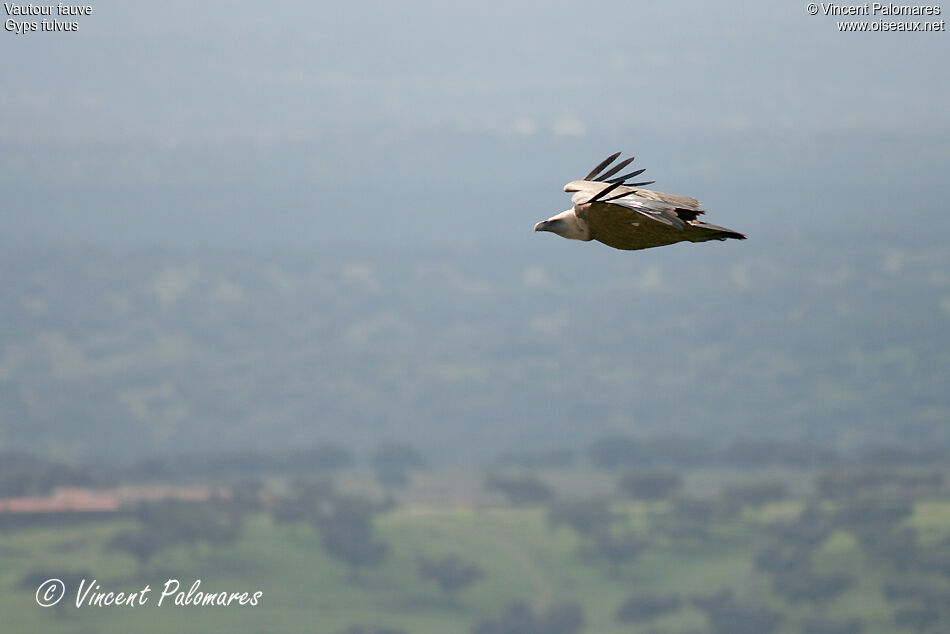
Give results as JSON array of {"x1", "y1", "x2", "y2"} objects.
[{"x1": 2, "y1": 1, "x2": 949, "y2": 632}]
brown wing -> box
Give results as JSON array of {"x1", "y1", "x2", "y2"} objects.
[
  {"x1": 577, "y1": 201, "x2": 690, "y2": 251},
  {"x1": 564, "y1": 180, "x2": 704, "y2": 219},
  {"x1": 577, "y1": 201, "x2": 746, "y2": 251}
]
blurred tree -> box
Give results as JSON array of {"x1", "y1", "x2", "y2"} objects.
[
  {"x1": 800, "y1": 616, "x2": 864, "y2": 634},
  {"x1": 883, "y1": 578, "x2": 931, "y2": 602},
  {"x1": 883, "y1": 577, "x2": 950, "y2": 608},
  {"x1": 834, "y1": 497, "x2": 914, "y2": 532},
  {"x1": 270, "y1": 478, "x2": 335, "y2": 526},
  {"x1": 370, "y1": 443, "x2": 425, "y2": 494},
  {"x1": 893, "y1": 607, "x2": 940, "y2": 631},
  {"x1": 535, "y1": 601, "x2": 584, "y2": 634},
  {"x1": 692, "y1": 590, "x2": 784, "y2": 634},
  {"x1": 721, "y1": 438, "x2": 837, "y2": 469},
  {"x1": 109, "y1": 497, "x2": 243, "y2": 571},
  {"x1": 853, "y1": 526, "x2": 919, "y2": 571},
  {"x1": 615, "y1": 592, "x2": 681, "y2": 625},
  {"x1": 493, "y1": 448, "x2": 575, "y2": 470},
  {"x1": 755, "y1": 505, "x2": 836, "y2": 575},
  {"x1": 664, "y1": 497, "x2": 717, "y2": 540},
  {"x1": 229, "y1": 478, "x2": 265, "y2": 512},
  {"x1": 769, "y1": 504, "x2": 834, "y2": 549},
  {"x1": 704, "y1": 601, "x2": 784, "y2": 634},
  {"x1": 134, "y1": 498, "x2": 243, "y2": 550},
  {"x1": 289, "y1": 443, "x2": 355, "y2": 474},
  {"x1": 640, "y1": 434, "x2": 714, "y2": 468},
  {"x1": 617, "y1": 470, "x2": 683, "y2": 501},
  {"x1": 832, "y1": 496, "x2": 918, "y2": 571},
  {"x1": 592, "y1": 529, "x2": 650, "y2": 577},
  {"x1": 107, "y1": 530, "x2": 165, "y2": 571},
  {"x1": 753, "y1": 543, "x2": 806, "y2": 575},
  {"x1": 587, "y1": 434, "x2": 640, "y2": 471},
  {"x1": 122, "y1": 444, "x2": 353, "y2": 482},
  {"x1": 547, "y1": 498, "x2": 616, "y2": 537},
  {"x1": 772, "y1": 569, "x2": 854, "y2": 604},
  {"x1": 472, "y1": 600, "x2": 583, "y2": 634},
  {"x1": 415, "y1": 553, "x2": 483, "y2": 602},
  {"x1": 719, "y1": 481, "x2": 788, "y2": 517},
  {"x1": 816, "y1": 468, "x2": 941, "y2": 500},
  {"x1": 484, "y1": 473, "x2": 553, "y2": 505},
  {"x1": 312, "y1": 495, "x2": 389, "y2": 582},
  {"x1": 0, "y1": 451, "x2": 114, "y2": 496},
  {"x1": 929, "y1": 536, "x2": 950, "y2": 577},
  {"x1": 858, "y1": 444, "x2": 950, "y2": 467},
  {"x1": 691, "y1": 588, "x2": 734, "y2": 613}
]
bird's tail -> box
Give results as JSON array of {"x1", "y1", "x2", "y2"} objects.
[
  {"x1": 690, "y1": 221, "x2": 746, "y2": 242},
  {"x1": 716, "y1": 229, "x2": 746, "y2": 241}
]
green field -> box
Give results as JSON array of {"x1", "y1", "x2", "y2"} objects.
[{"x1": 3, "y1": 493, "x2": 949, "y2": 634}]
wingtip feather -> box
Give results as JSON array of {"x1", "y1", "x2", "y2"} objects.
[{"x1": 583, "y1": 152, "x2": 622, "y2": 181}]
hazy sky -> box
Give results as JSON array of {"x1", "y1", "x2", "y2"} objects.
[
  {"x1": 2, "y1": 1, "x2": 949, "y2": 461},
  {"x1": 2, "y1": 0, "x2": 948, "y2": 246}
]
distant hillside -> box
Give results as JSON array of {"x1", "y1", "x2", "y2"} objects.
[{"x1": 1, "y1": 237, "x2": 947, "y2": 463}]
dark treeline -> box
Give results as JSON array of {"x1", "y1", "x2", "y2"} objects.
[
  {"x1": 0, "y1": 441, "x2": 435, "y2": 495},
  {"x1": 584, "y1": 434, "x2": 950, "y2": 472},
  {"x1": 0, "y1": 451, "x2": 115, "y2": 496},
  {"x1": 119, "y1": 443, "x2": 355, "y2": 482},
  {"x1": 490, "y1": 434, "x2": 950, "y2": 474},
  {"x1": 2, "y1": 433, "x2": 948, "y2": 500},
  {"x1": 108, "y1": 496, "x2": 244, "y2": 570},
  {"x1": 472, "y1": 601, "x2": 584, "y2": 634},
  {"x1": 0, "y1": 443, "x2": 412, "y2": 495}
]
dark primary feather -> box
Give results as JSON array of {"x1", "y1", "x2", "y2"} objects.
[
  {"x1": 601, "y1": 188, "x2": 645, "y2": 203},
  {"x1": 583, "y1": 152, "x2": 622, "y2": 180},
  {"x1": 610, "y1": 174, "x2": 655, "y2": 187},
  {"x1": 583, "y1": 152, "x2": 655, "y2": 187},
  {"x1": 596, "y1": 156, "x2": 636, "y2": 181},
  {"x1": 565, "y1": 180, "x2": 704, "y2": 215},
  {"x1": 606, "y1": 167, "x2": 646, "y2": 182},
  {"x1": 585, "y1": 181, "x2": 624, "y2": 204}
]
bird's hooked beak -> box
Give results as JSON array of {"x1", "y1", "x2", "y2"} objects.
[{"x1": 534, "y1": 220, "x2": 551, "y2": 232}]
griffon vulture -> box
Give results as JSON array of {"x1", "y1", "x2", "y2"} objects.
[{"x1": 534, "y1": 152, "x2": 745, "y2": 251}]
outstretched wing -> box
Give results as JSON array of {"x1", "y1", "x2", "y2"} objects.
[
  {"x1": 572, "y1": 189, "x2": 686, "y2": 229},
  {"x1": 577, "y1": 200, "x2": 689, "y2": 251},
  {"x1": 565, "y1": 152, "x2": 705, "y2": 217}
]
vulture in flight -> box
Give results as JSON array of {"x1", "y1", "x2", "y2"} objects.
[{"x1": 534, "y1": 152, "x2": 745, "y2": 251}]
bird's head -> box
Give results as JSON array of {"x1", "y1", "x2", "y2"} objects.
[{"x1": 534, "y1": 208, "x2": 591, "y2": 241}]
